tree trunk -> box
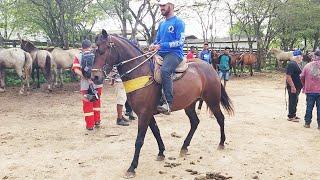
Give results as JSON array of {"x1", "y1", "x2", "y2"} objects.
[{"x1": 313, "y1": 29, "x2": 320, "y2": 51}]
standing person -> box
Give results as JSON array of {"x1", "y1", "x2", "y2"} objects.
[
  {"x1": 186, "y1": 46, "x2": 196, "y2": 62},
  {"x1": 218, "y1": 47, "x2": 232, "y2": 87},
  {"x1": 300, "y1": 50, "x2": 320, "y2": 129},
  {"x1": 199, "y1": 42, "x2": 212, "y2": 64},
  {"x1": 125, "y1": 101, "x2": 136, "y2": 120},
  {"x1": 149, "y1": 0, "x2": 185, "y2": 114},
  {"x1": 286, "y1": 49, "x2": 303, "y2": 122},
  {"x1": 72, "y1": 39, "x2": 103, "y2": 131},
  {"x1": 110, "y1": 67, "x2": 131, "y2": 126}
]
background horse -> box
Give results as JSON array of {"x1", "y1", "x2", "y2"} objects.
[
  {"x1": 19, "y1": 39, "x2": 57, "y2": 91},
  {"x1": 0, "y1": 48, "x2": 32, "y2": 94},
  {"x1": 51, "y1": 47, "x2": 80, "y2": 87},
  {"x1": 229, "y1": 52, "x2": 242, "y2": 76},
  {"x1": 211, "y1": 50, "x2": 220, "y2": 70},
  {"x1": 93, "y1": 30, "x2": 234, "y2": 178},
  {"x1": 238, "y1": 52, "x2": 257, "y2": 76},
  {"x1": 269, "y1": 48, "x2": 293, "y2": 68}
]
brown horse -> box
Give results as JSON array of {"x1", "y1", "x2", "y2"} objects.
[
  {"x1": 20, "y1": 39, "x2": 57, "y2": 91},
  {"x1": 92, "y1": 30, "x2": 234, "y2": 178},
  {"x1": 211, "y1": 50, "x2": 220, "y2": 70},
  {"x1": 229, "y1": 52, "x2": 242, "y2": 76},
  {"x1": 238, "y1": 52, "x2": 257, "y2": 76}
]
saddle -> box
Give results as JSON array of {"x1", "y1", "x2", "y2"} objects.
[{"x1": 153, "y1": 55, "x2": 188, "y2": 84}]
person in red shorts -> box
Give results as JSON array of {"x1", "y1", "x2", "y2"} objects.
[{"x1": 72, "y1": 39, "x2": 103, "y2": 130}]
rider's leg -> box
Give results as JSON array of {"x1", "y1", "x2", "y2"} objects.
[{"x1": 158, "y1": 53, "x2": 182, "y2": 113}]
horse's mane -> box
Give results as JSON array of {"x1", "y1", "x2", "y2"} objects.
[{"x1": 114, "y1": 35, "x2": 144, "y2": 55}]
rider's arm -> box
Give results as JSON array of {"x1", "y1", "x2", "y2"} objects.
[{"x1": 159, "y1": 20, "x2": 185, "y2": 48}]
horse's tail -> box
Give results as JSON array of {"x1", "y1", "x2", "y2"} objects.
[
  {"x1": 23, "y1": 52, "x2": 33, "y2": 79},
  {"x1": 45, "y1": 54, "x2": 51, "y2": 78},
  {"x1": 220, "y1": 84, "x2": 234, "y2": 115}
]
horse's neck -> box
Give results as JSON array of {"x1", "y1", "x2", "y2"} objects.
[{"x1": 117, "y1": 51, "x2": 152, "y2": 82}]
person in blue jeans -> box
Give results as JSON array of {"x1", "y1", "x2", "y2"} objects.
[
  {"x1": 149, "y1": 0, "x2": 185, "y2": 115},
  {"x1": 218, "y1": 47, "x2": 232, "y2": 87},
  {"x1": 300, "y1": 50, "x2": 320, "y2": 129}
]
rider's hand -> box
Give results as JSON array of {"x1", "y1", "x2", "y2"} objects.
[
  {"x1": 291, "y1": 86, "x2": 297, "y2": 93},
  {"x1": 149, "y1": 44, "x2": 160, "y2": 51}
]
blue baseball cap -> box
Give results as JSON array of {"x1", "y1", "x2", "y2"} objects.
[{"x1": 293, "y1": 50, "x2": 302, "y2": 56}]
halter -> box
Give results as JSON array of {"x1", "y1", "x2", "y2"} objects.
[{"x1": 92, "y1": 35, "x2": 158, "y2": 78}]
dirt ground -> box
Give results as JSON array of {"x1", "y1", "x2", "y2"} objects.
[{"x1": 1, "y1": 72, "x2": 320, "y2": 180}]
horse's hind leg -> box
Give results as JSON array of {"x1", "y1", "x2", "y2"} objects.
[
  {"x1": 180, "y1": 101, "x2": 200, "y2": 157},
  {"x1": 15, "y1": 66, "x2": 25, "y2": 94},
  {"x1": 250, "y1": 65, "x2": 253, "y2": 76},
  {"x1": 149, "y1": 116, "x2": 166, "y2": 161},
  {"x1": 57, "y1": 68, "x2": 63, "y2": 87},
  {"x1": 0, "y1": 67, "x2": 5, "y2": 92},
  {"x1": 209, "y1": 104, "x2": 225, "y2": 150}
]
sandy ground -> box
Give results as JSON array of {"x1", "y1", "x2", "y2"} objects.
[{"x1": 0, "y1": 72, "x2": 320, "y2": 180}]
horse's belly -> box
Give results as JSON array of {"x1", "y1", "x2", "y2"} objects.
[{"x1": 172, "y1": 67, "x2": 202, "y2": 110}]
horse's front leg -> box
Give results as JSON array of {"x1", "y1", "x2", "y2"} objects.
[
  {"x1": 149, "y1": 116, "x2": 166, "y2": 161},
  {"x1": 126, "y1": 113, "x2": 151, "y2": 178}
]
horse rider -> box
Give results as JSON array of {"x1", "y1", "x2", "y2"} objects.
[
  {"x1": 72, "y1": 39, "x2": 103, "y2": 131},
  {"x1": 149, "y1": 0, "x2": 185, "y2": 115}
]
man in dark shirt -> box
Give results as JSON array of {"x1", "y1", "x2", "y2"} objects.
[{"x1": 286, "y1": 50, "x2": 303, "y2": 122}]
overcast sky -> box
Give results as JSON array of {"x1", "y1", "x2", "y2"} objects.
[{"x1": 93, "y1": 0, "x2": 234, "y2": 39}]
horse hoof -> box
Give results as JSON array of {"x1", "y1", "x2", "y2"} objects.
[
  {"x1": 156, "y1": 155, "x2": 165, "y2": 161},
  {"x1": 179, "y1": 149, "x2": 188, "y2": 157},
  {"x1": 0, "y1": 88, "x2": 5, "y2": 93},
  {"x1": 124, "y1": 171, "x2": 136, "y2": 179},
  {"x1": 217, "y1": 145, "x2": 225, "y2": 150}
]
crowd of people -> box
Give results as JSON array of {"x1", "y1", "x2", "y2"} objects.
[{"x1": 286, "y1": 49, "x2": 320, "y2": 130}]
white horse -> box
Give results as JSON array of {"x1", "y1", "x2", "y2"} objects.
[
  {"x1": 51, "y1": 47, "x2": 80, "y2": 87},
  {"x1": 269, "y1": 48, "x2": 293, "y2": 68},
  {"x1": 20, "y1": 39, "x2": 57, "y2": 91},
  {"x1": 0, "y1": 48, "x2": 33, "y2": 94}
]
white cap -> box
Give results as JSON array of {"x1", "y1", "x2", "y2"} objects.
[{"x1": 158, "y1": 0, "x2": 175, "y2": 5}]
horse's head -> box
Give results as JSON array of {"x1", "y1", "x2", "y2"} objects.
[
  {"x1": 20, "y1": 39, "x2": 36, "y2": 53},
  {"x1": 92, "y1": 29, "x2": 119, "y2": 83}
]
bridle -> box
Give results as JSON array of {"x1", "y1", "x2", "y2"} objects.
[{"x1": 92, "y1": 35, "x2": 157, "y2": 78}]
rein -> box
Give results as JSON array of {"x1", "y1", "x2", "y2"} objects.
[{"x1": 118, "y1": 50, "x2": 157, "y2": 78}]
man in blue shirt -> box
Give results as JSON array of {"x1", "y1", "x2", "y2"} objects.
[
  {"x1": 199, "y1": 42, "x2": 212, "y2": 64},
  {"x1": 218, "y1": 47, "x2": 232, "y2": 87},
  {"x1": 149, "y1": 0, "x2": 185, "y2": 114}
]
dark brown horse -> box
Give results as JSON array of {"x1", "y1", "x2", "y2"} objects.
[{"x1": 93, "y1": 30, "x2": 234, "y2": 178}]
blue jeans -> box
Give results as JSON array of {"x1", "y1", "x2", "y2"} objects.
[
  {"x1": 160, "y1": 53, "x2": 183, "y2": 105},
  {"x1": 304, "y1": 93, "x2": 320, "y2": 125}
]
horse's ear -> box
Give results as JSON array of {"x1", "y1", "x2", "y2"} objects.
[{"x1": 102, "y1": 29, "x2": 108, "y2": 38}]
